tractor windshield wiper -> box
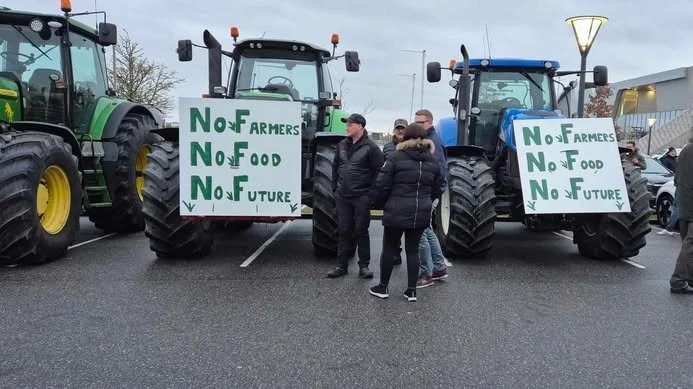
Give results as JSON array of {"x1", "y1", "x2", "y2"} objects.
[
  {"x1": 519, "y1": 71, "x2": 543, "y2": 92},
  {"x1": 12, "y1": 25, "x2": 50, "y2": 61}
]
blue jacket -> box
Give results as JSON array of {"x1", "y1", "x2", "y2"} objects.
[{"x1": 425, "y1": 126, "x2": 447, "y2": 192}]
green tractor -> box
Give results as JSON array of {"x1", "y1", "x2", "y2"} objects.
[
  {"x1": 140, "y1": 27, "x2": 360, "y2": 258},
  {"x1": 0, "y1": 2, "x2": 164, "y2": 265}
]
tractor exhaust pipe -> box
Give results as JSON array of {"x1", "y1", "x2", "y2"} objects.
[
  {"x1": 457, "y1": 44, "x2": 471, "y2": 146},
  {"x1": 203, "y1": 30, "x2": 223, "y2": 97}
]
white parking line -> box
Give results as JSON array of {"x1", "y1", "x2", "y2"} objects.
[
  {"x1": 551, "y1": 231, "x2": 646, "y2": 269},
  {"x1": 239, "y1": 206, "x2": 306, "y2": 267},
  {"x1": 67, "y1": 233, "x2": 117, "y2": 250}
]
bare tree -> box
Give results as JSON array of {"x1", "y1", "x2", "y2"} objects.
[
  {"x1": 108, "y1": 30, "x2": 184, "y2": 114},
  {"x1": 360, "y1": 99, "x2": 375, "y2": 115}
]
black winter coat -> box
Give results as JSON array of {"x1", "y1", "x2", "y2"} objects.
[
  {"x1": 374, "y1": 138, "x2": 442, "y2": 229},
  {"x1": 332, "y1": 132, "x2": 385, "y2": 200}
]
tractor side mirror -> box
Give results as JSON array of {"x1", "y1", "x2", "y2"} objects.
[
  {"x1": 427, "y1": 62, "x2": 441, "y2": 82},
  {"x1": 345, "y1": 51, "x2": 360, "y2": 72},
  {"x1": 98, "y1": 22, "x2": 117, "y2": 46},
  {"x1": 593, "y1": 65, "x2": 608, "y2": 86},
  {"x1": 177, "y1": 40, "x2": 193, "y2": 62}
]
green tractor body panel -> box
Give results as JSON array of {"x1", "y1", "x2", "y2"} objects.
[
  {"x1": 324, "y1": 107, "x2": 349, "y2": 134},
  {"x1": 84, "y1": 98, "x2": 127, "y2": 139},
  {"x1": 0, "y1": 77, "x2": 21, "y2": 123}
]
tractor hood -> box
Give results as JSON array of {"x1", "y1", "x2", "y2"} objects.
[{"x1": 499, "y1": 108, "x2": 565, "y2": 152}]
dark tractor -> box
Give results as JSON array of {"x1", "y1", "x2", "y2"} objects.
[
  {"x1": 426, "y1": 45, "x2": 652, "y2": 260},
  {"x1": 141, "y1": 27, "x2": 360, "y2": 258}
]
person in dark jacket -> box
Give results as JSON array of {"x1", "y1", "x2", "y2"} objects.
[
  {"x1": 660, "y1": 147, "x2": 678, "y2": 172},
  {"x1": 369, "y1": 118, "x2": 408, "y2": 266},
  {"x1": 327, "y1": 113, "x2": 384, "y2": 279},
  {"x1": 369, "y1": 123, "x2": 442, "y2": 302},
  {"x1": 414, "y1": 109, "x2": 449, "y2": 287},
  {"x1": 669, "y1": 136, "x2": 693, "y2": 293}
]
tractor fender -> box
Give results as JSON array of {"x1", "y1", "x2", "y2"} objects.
[
  {"x1": 445, "y1": 145, "x2": 487, "y2": 159},
  {"x1": 149, "y1": 127, "x2": 179, "y2": 142},
  {"x1": 311, "y1": 132, "x2": 346, "y2": 150},
  {"x1": 101, "y1": 102, "x2": 164, "y2": 141},
  {"x1": 7, "y1": 121, "x2": 81, "y2": 158}
]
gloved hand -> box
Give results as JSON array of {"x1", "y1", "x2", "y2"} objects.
[{"x1": 432, "y1": 198, "x2": 440, "y2": 209}]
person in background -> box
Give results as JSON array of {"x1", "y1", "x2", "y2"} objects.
[
  {"x1": 370, "y1": 118, "x2": 408, "y2": 266},
  {"x1": 669, "y1": 136, "x2": 693, "y2": 294},
  {"x1": 413, "y1": 109, "x2": 449, "y2": 288},
  {"x1": 369, "y1": 123, "x2": 442, "y2": 302},
  {"x1": 621, "y1": 140, "x2": 647, "y2": 170},
  {"x1": 660, "y1": 147, "x2": 678, "y2": 172},
  {"x1": 327, "y1": 113, "x2": 384, "y2": 279}
]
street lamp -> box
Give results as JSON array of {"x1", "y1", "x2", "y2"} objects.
[
  {"x1": 646, "y1": 117, "x2": 656, "y2": 155},
  {"x1": 397, "y1": 73, "x2": 416, "y2": 121},
  {"x1": 565, "y1": 15, "x2": 608, "y2": 118},
  {"x1": 403, "y1": 49, "x2": 425, "y2": 109}
]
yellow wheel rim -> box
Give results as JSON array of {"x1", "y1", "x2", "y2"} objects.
[
  {"x1": 37, "y1": 165, "x2": 71, "y2": 235},
  {"x1": 135, "y1": 144, "x2": 151, "y2": 200}
]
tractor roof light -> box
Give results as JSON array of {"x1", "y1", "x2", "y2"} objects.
[
  {"x1": 331, "y1": 33, "x2": 339, "y2": 45},
  {"x1": 448, "y1": 59, "x2": 456, "y2": 69},
  {"x1": 565, "y1": 15, "x2": 608, "y2": 55},
  {"x1": 480, "y1": 59, "x2": 490, "y2": 67},
  {"x1": 544, "y1": 61, "x2": 553, "y2": 69},
  {"x1": 60, "y1": 0, "x2": 72, "y2": 13},
  {"x1": 230, "y1": 26, "x2": 239, "y2": 42},
  {"x1": 29, "y1": 18, "x2": 45, "y2": 32}
]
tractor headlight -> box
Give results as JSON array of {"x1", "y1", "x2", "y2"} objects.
[
  {"x1": 81, "y1": 141, "x2": 105, "y2": 157},
  {"x1": 29, "y1": 18, "x2": 45, "y2": 32}
]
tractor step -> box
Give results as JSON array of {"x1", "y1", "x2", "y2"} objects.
[
  {"x1": 82, "y1": 169, "x2": 103, "y2": 175},
  {"x1": 88, "y1": 202, "x2": 112, "y2": 208},
  {"x1": 85, "y1": 186, "x2": 108, "y2": 192}
]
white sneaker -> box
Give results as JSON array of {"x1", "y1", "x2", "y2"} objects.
[{"x1": 657, "y1": 230, "x2": 675, "y2": 236}]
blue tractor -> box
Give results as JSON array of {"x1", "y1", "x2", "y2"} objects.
[{"x1": 426, "y1": 45, "x2": 652, "y2": 260}]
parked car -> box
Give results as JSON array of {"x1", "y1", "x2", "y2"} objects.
[
  {"x1": 641, "y1": 155, "x2": 675, "y2": 208},
  {"x1": 655, "y1": 180, "x2": 676, "y2": 227}
]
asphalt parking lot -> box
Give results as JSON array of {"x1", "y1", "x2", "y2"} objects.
[{"x1": 1, "y1": 217, "x2": 692, "y2": 388}]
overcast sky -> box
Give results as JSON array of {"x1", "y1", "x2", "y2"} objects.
[{"x1": 11, "y1": 0, "x2": 693, "y2": 133}]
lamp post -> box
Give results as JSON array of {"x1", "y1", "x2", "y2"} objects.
[
  {"x1": 403, "y1": 49, "x2": 425, "y2": 109},
  {"x1": 565, "y1": 15, "x2": 608, "y2": 118},
  {"x1": 646, "y1": 117, "x2": 656, "y2": 155},
  {"x1": 397, "y1": 73, "x2": 416, "y2": 120}
]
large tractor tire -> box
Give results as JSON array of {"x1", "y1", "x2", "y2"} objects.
[
  {"x1": 573, "y1": 163, "x2": 652, "y2": 260},
  {"x1": 312, "y1": 143, "x2": 339, "y2": 257},
  {"x1": 141, "y1": 141, "x2": 214, "y2": 258},
  {"x1": 0, "y1": 131, "x2": 81, "y2": 266},
  {"x1": 434, "y1": 156, "x2": 496, "y2": 259},
  {"x1": 89, "y1": 113, "x2": 162, "y2": 233}
]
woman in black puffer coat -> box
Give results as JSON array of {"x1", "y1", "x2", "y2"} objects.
[{"x1": 369, "y1": 123, "x2": 442, "y2": 302}]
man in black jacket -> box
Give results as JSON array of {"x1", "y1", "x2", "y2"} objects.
[
  {"x1": 660, "y1": 147, "x2": 678, "y2": 172},
  {"x1": 328, "y1": 113, "x2": 385, "y2": 278}
]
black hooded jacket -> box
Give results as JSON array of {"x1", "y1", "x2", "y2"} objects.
[{"x1": 374, "y1": 138, "x2": 442, "y2": 229}]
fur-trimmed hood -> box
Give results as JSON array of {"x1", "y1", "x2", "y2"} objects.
[{"x1": 395, "y1": 138, "x2": 435, "y2": 154}]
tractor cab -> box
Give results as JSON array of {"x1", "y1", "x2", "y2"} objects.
[
  {"x1": 0, "y1": 5, "x2": 117, "y2": 131},
  {"x1": 177, "y1": 27, "x2": 360, "y2": 141},
  {"x1": 463, "y1": 59, "x2": 558, "y2": 156}
]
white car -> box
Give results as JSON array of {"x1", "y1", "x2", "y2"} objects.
[{"x1": 655, "y1": 180, "x2": 676, "y2": 227}]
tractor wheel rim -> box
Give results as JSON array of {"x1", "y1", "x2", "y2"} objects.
[
  {"x1": 135, "y1": 144, "x2": 151, "y2": 200},
  {"x1": 37, "y1": 165, "x2": 71, "y2": 235},
  {"x1": 440, "y1": 188, "x2": 450, "y2": 235}
]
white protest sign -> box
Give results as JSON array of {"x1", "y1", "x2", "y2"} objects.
[
  {"x1": 512, "y1": 117, "x2": 630, "y2": 214},
  {"x1": 178, "y1": 97, "x2": 302, "y2": 217}
]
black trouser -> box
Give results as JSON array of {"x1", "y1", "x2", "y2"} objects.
[
  {"x1": 670, "y1": 220, "x2": 693, "y2": 289},
  {"x1": 380, "y1": 226, "x2": 425, "y2": 289},
  {"x1": 336, "y1": 194, "x2": 371, "y2": 268},
  {"x1": 358, "y1": 228, "x2": 371, "y2": 265}
]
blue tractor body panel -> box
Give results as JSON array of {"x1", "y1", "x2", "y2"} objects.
[
  {"x1": 455, "y1": 58, "x2": 561, "y2": 70},
  {"x1": 499, "y1": 109, "x2": 565, "y2": 152},
  {"x1": 436, "y1": 109, "x2": 566, "y2": 151}
]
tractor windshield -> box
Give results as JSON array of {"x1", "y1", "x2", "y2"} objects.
[
  {"x1": 470, "y1": 70, "x2": 552, "y2": 153},
  {"x1": 234, "y1": 49, "x2": 321, "y2": 137},
  {"x1": 0, "y1": 24, "x2": 64, "y2": 122}
]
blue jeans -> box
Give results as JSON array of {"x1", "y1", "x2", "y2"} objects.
[
  {"x1": 418, "y1": 226, "x2": 446, "y2": 276},
  {"x1": 666, "y1": 192, "x2": 679, "y2": 231}
]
